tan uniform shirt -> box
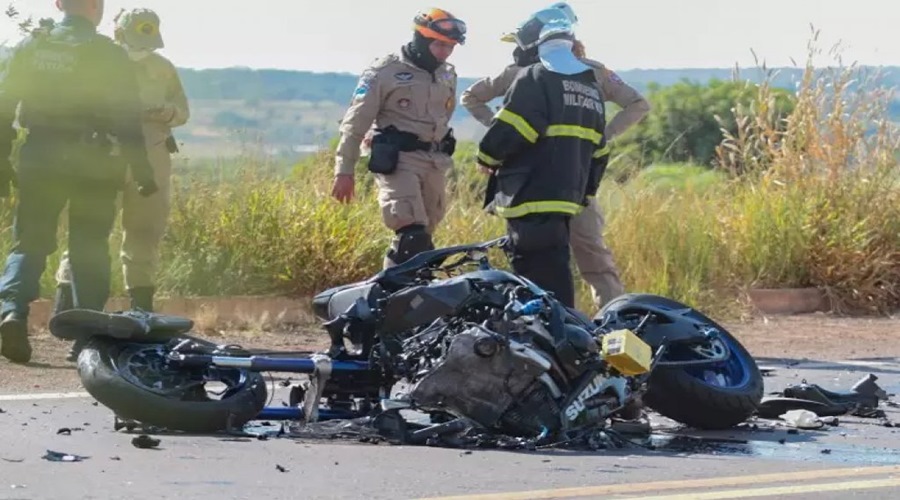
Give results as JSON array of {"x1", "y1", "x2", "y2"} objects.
[
  {"x1": 132, "y1": 52, "x2": 190, "y2": 148},
  {"x1": 334, "y1": 51, "x2": 458, "y2": 176},
  {"x1": 461, "y1": 58, "x2": 650, "y2": 140}
]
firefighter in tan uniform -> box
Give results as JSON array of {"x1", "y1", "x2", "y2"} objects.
[
  {"x1": 54, "y1": 8, "x2": 189, "y2": 320},
  {"x1": 461, "y1": 2, "x2": 649, "y2": 308},
  {"x1": 332, "y1": 9, "x2": 465, "y2": 268}
]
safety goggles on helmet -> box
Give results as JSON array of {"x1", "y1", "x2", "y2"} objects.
[
  {"x1": 511, "y1": 8, "x2": 574, "y2": 50},
  {"x1": 549, "y1": 2, "x2": 578, "y2": 24},
  {"x1": 414, "y1": 9, "x2": 467, "y2": 45},
  {"x1": 500, "y1": 2, "x2": 578, "y2": 43}
]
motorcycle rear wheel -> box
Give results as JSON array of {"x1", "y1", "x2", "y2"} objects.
[
  {"x1": 77, "y1": 337, "x2": 268, "y2": 433},
  {"x1": 601, "y1": 294, "x2": 763, "y2": 430}
]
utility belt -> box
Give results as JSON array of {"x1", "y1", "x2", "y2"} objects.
[
  {"x1": 367, "y1": 125, "x2": 456, "y2": 175},
  {"x1": 26, "y1": 125, "x2": 114, "y2": 152}
]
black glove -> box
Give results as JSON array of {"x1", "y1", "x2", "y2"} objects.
[{"x1": 137, "y1": 178, "x2": 158, "y2": 197}]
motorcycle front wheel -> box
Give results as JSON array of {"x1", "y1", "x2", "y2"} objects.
[
  {"x1": 601, "y1": 294, "x2": 764, "y2": 430},
  {"x1": 77, "y1": 337, "x2": 268, "y2": 433}
]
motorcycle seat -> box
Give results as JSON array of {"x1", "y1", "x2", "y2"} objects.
[
  {"x1": 313, "y1": 283, "x2": 377, "y2": 322},
  {"x1": 48, "y1": 308, "x2": 194, "y2": 342}
]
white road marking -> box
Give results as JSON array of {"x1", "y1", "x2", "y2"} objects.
[
  {"x1": 0, "y1": 391, "x2": 91, "y2": 401},
  {"x1": 792, "y1": 360, "x2": 898, "y2": 369}
]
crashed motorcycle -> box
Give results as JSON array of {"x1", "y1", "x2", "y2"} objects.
[{"x1": 54, "y1": 236, "x2": 763, "y2": 444}]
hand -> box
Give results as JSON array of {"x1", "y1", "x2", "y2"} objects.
[
  {"x1": 137, "y1": 178, "x2": 159, "y2": 197},
  {"x1": 144, "y1": 104, "x2": 174, "y2": 123},
  {"x1": 331, "y1": 174, "x2": 355, "y2": 203},
  {"x1": 477, "y1": 163, "x2": 494, "y2": 176}
]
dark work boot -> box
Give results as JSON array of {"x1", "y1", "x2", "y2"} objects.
[
  {"x1": 52, "y1": 283, "x2": 75, "y2": 316},
  {"x1": 0, "y1": 312, "x2": 32, "y2": 364},
  {"x1": 128, "y1": 287, "x2": 155, "y2": 312}
]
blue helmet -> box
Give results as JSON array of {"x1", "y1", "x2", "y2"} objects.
[
  {"x1": 549, "y1": 2, "x2": 578, "y2": 24},
  {"x1": 512, "y1": 8, "x2": 576, "y2": 51},
  {"x1": 500, "y1": 2, "x2": 578, "y2": 44}
]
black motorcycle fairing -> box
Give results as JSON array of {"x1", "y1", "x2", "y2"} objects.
[
  {"x1": 373, "y1": 237, "x2": 508, "y2": 289},
  {"x1": 380, "y1": 276, "x2": 474, "y2": 334},
  {"x1": 312, "y1": 281, "x2": 384, "y2": 321},
  {"x1": 457, "y1": 269, "x2": 544, "y2": 295},
  {"x1": 544, "y1": 300, "x2": 600, "y2": 380},
  {"x1": 560, "y1": 369, "x2": 630, "y2": 426},
  {"x1": 563, "y1": 307, "x2": 595, "y2": 329},
  {"x1": 49, "y1": 309, "x2": 194, "y2": 342}
]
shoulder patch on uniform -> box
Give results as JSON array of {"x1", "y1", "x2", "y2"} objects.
[
  {"x1": 351, "y1": 53, "x2": 398, "y2": 99},
  {"x1": 436, "y1": 65, "x2": 456, "y2": 88},
  {"x1": 608, "y1": 70, "x2": 625, "y2": 85},
  {"x1": 353, "y1": 69, "x2": 376, "y2": 99},
  {"x1": 394, "y1": 71, "x2": 413, "y2": 81}
]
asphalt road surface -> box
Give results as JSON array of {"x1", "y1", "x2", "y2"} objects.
[{"x1": 1, "y1": 357, "x2": 899, "y2": 500}]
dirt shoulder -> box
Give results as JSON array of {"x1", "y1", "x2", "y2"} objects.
[{"x1": 0, "y1": 314, "x2": 897, "y2": 395}]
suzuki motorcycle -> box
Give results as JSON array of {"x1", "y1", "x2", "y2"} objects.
[{"x1": 54, "y1": 237, "x2": 763, "y2": 444}]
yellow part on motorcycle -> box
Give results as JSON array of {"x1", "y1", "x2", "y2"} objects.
[{"x1": 601, "y1": 329, "x2": 652, "y2": 376}]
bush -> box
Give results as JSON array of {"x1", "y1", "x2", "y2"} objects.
[
  {"x1": 615, "y1": 78, "x2": 795, "y2": 169},
  {"x1": 0, "y1": 37, "x2": 896, "y2": 318}
]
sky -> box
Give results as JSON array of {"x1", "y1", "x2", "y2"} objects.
[{"x1": 1, "y1": 0, "x2": 898, "y2": 78}]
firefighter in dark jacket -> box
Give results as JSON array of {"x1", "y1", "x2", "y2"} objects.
[{"x1": 476, "y1": 10, "x2": 610, "y2": 309}]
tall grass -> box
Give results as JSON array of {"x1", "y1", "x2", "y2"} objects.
[{"x1": 0, "y1": 37, "x2": 896, "y2": 317}]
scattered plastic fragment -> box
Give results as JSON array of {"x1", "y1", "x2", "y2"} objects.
[
  {"x1": 131, "y1": 435, "x2": 160, "y2": 449},
  {"x1": 780, "y1": 410, "x2": 824, "y2": 430},
  {"x1": 42, "y1": 450, "x2": 88, "y2": 462}
]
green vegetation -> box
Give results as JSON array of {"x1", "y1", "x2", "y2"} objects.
[
  {"x1": 0, "y1": 34, "x2": 897, "y2": 318},
  {"x1": 613, "y1": 79, "x2": 796, "y2": 168}
]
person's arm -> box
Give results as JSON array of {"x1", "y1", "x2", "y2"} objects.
[
  {"x1": 460, "y1": 65, "x2": 519, "y2": 126},
  {"x1": 334, "y1": 66, "x2": 385, "y2": 176},
  {"x1": 102, "y1": 43, "x2": 157, "y2": 196},
  {"x1": 476, "y1": 69, "x2": 547, "y2": 170},
  {"x1": 0, "y1": 41, "x2": 27, "y2": 197},
  {"x1": 598, "y1": 66, "x2": 650, "y2": 140},
  {"x1": 158, "y1": 57, "x2": 190, "y2": 128}
]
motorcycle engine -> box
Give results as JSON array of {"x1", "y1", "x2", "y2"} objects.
[{"x1": 405, "y1": 323, "x2": 561, "y2": 437}]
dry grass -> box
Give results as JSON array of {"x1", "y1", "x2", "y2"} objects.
[{"x1": 0, "y1": 36, "x2": 896, "y2": 318}]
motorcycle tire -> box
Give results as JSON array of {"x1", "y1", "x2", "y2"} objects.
[
  {"x1": 601, "y1": 294, "x2": 763, "y2": 430},
  {"x1": 77, "y1": 336, "x2": 268, "y2": 433}
]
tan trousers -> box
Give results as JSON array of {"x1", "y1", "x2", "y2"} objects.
[
  {"x1": 55, "y1": 143, "x2": 171, "y2": 291},
  {"x1": 569, "y1": 197, "x2": 625, "y2": 308},
  {"x1": 373, "y1": 151, "x2": 451, "y2": 269},
  {"x1": 119, "y1": 143, "x2": 172, "y2": 289},
  {"x1": 374, "y1": 151, "x2": 450, "y2": 233}
]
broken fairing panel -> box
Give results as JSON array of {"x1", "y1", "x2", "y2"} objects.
[
  {"x1": 509, "y1": 338, "x2": 552, "y2": 371},
  {"x1": 564, "y1": 375, "x2": 628, "y2": 421}
]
